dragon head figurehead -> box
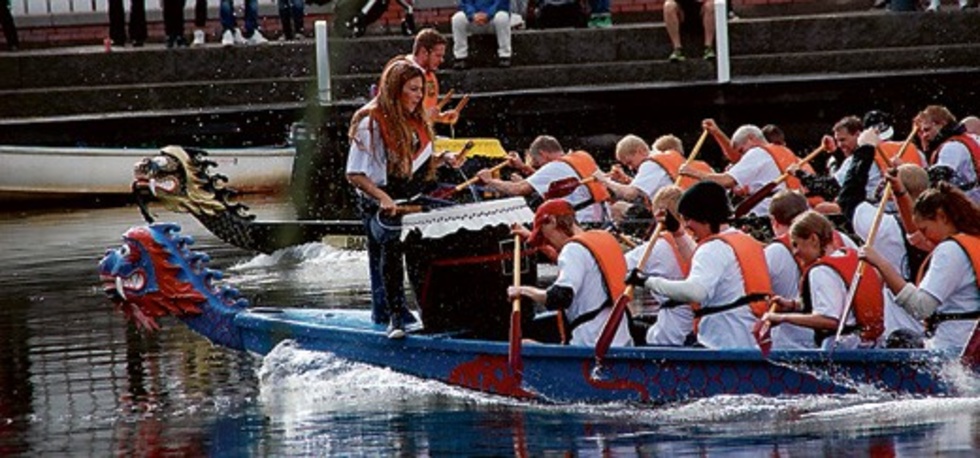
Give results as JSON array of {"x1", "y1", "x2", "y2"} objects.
[
  {"x1": 133, "y1": 146, "x2": 250, "y2": 218},
  {"x1": 98, "y1": 223, "x2": 249, "y2": 342}
]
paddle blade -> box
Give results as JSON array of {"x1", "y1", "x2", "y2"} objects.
[
  {"x1": 734, "y1": 181, "x2": 778, "y2": 218},
  {"x1": 509, "y1": 309, "x2": 523, "y2": 377},
  {"x1": 428, "y1": 185, "x2": 458, "y2": 200},
  {"x1": 960, "y1": 320, "x2": 980, "y2": 368},
  {"x1": 594, "y1": 291, "x2": 631, "y2": 363},
  {"x1": 543, "y1": 177, "x2": 581, "y2": 200},
  {"x1": 753, "y1": 319, "x2": 774, "y2": 357}
]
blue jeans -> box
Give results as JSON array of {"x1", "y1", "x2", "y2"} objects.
[
  {"x1": 277, "y1": 0, "x2": 305, "y2": 38},
  {"x1": 359, "y1": 197, "x2": 417, "y2": 326},
  {"x1": 590, "y1": 0, "x2": 609, "y2": 14},
  {"x1": 220, "y1": 0, "x2": 259, "y2": 36}
]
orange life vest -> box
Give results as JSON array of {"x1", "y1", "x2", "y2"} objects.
[
  {"x1": 916, "y1": 233, "x2": 980, "y2": 289},
  {"x1": 875, "y1": 141, "x2": 925, "y2": 171},
  {"x1": 646, "y1": 150, "x2": 715, "y2": 190},
  {"x1": 759, "y1": 144, "x2": 813, "y2": 192},
  {"x1": 369, "y1": 111, "x2": 432, "y2": 178},
  {"x1": 932, "y1": 134, "x2": 980, "y2": 181},
  {"x1": 696, "y1": 231, "x2": 773, "y2": 318},
  {"x1": 422, "y1": 70, "x2": 439, "y2": 112},
  {"x1": 560, "y1": 151, "x2": 612, "y2": 204},
  {"x1": 566, "y1": 231, "x2": 629, "y2": 333},
  {"x1": 802, "y1": 248, "x2": 885, "y2": 342}
]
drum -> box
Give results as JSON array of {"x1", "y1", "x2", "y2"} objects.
[{"x1": 402, "y1": 197, "x2": 538, "y2": 340}]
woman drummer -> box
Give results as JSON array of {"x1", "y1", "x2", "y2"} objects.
[
  {"x1": 862, "y1": 183, "x2": 980, "y2": 350},
  {"x1": 345, "y1": 59, "x2": 448, "y2": 339}
]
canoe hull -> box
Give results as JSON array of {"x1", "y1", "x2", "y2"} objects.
[
  {"x1": 232, "y1": 308, "x2": 953, "y2": 405},
  {"x1": 0, "y1": 145, "x2": 294, "y2": 202}
]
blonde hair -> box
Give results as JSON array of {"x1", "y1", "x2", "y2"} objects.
[
  {"x1": 652, "y1": 134, "x2": 684, "y2": 155},
  {"x1": 615, "y1": 134, "x2": 649, "y2": 163},
  {"x1": 789, "y1": 210, "x2": 834, "y2": 248}
]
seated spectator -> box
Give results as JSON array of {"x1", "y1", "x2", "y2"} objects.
[
  {"x1": 452, "y1": 0, "x2": 512, "y2": 69},
  {"x1": 664, "y1": 0, "x2": 715, "y2": 62}
]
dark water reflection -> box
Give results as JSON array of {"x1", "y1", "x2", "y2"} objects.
[{"x1": 2, "y1": 201, "x2": 980, "y2": 456}]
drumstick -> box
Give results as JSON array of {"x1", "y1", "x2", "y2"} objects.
[{"x1": 436, "y1": 89, "x2": 455, "y2": 110}]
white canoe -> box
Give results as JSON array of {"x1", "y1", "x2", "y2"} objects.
[{"x1": 0, "y1": 144, "x2": 295, "y2": 202}]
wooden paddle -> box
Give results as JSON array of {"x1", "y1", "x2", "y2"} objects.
[
  {"x1": 592, "y1": 129, "x2": 709, "y2": 375},
  {"x1": 448, "y1": 94, "x2": 471, "y2": 138},
  {"x1": 436, "y1": 89, "x2": 455, "y2": 110},
  {"x1": 961, "y1": 321, "x2": 980, "y2": 368},
  {"x1": 428, "y1": 148, "x2": 500, "y2": 200},
  {"x1": 733, "y1": 142, "x2": 830, "y2": 218},
  {"x1": 752, "y1": 300, "x2": 780, "y2": 357},
  {"x1": 543, "y1": 176, "x2": 597, "y2": 200},
  {"x1": 508, "y1": 235, "x2": 524, "y2": 379}
]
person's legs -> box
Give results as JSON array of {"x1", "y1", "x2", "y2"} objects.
[
  {"x1": 292, "y1": 0, "x2": 305, "y2": 35},
  {"x1": 0, "y1": 0, "x2": 18, "y2": 49},
  {"x1": 491, "y1": 11, "x2": 512, "y2": 59},
  {"x1": 195, "y1": 0, "x2": 207, "y2": 27},
  {"x1": 128, "y1": 0, "x2": 147, "y2": 45},
  {"x1": 278, "y1": 0, "x2": 294, "y2": 39},
  {"x1": 108, "y1": 0, "x2": 127, "y2": 44},
  {"x1": 588, "y1": 0, "x2": 611, "y2": 28},
  {"x1": 364, "y1": 215, "x2": 388, "y2": 324},
  {"x1": 163, "y1": 0, "x2": 187, "y2": 44},
  {"x1": 700, "y1": 0, "x2": 715, "y2": 58},
  {"x1": 220, "y1": 0, "x2": 236, "y2": 31},
  {"x1": 243, "y1": 0, "x2": 258, "y2": 36},
  {"x1": 451, "y1": 11, "x2": 470, "y2": 60},
  {"x1": 379, "y1": 235, "x2": 407, "y2": 337},
  {"x1": 664, "y1": 0, "x2": 683, "y2": 49}
]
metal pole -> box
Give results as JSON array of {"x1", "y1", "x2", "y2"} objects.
[
  {"x1": 714, "y1": 0, "x2": 730, "y2": 84},
  {"x1": 315, "y1": 20, "x2": 332, "y2": 105}
]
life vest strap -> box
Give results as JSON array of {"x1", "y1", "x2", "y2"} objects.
[
  {"x1": 925, "y1": 310, "x2": 980, "y2": 336},
  {"x1": 693, "y1": 293, "x2": 769, "y2": 318}
]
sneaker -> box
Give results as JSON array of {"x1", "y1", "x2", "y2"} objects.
[
  {"x1": 294, "y1": 30, "x2": 306, "y2": 40},
  {"x1": 387, "y1": 316, "x2": 405, "y2": 339},
  {"x1": 728, "y1": 10, "x2": 740, "y2": 20},
  {"x1": 510, "y1": 13, "x2": 525, "y2": 29},
  {"x1": 588, "y1": 13, "x2": 612, "y2": 29},
  {"x1": 221, "y1": 30, "x2": 234, "y2": 46},
  {"x1": 192, "y1": 29, "x2": 205, "y2": 46},
  {"x1": 245, "y1": 31, "x2": 268, "y2": 45},
  {"x1": 498, "y1": 57, "x2": 511, "y2": 68},
  {"x1": 703, "y1": 46, "x2": 716, "y2": 60},
  {"x1": 669, "y1": 48, "x2": 685, "y2": 62},
  {"x1": 233, "y1": 28, "x2": 246, "y2": 45},
  {"x1": 453, "y1": 58, "x2": 468, "y2": 70}
]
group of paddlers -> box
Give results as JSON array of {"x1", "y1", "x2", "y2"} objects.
[{"x1": 344, "y1": 28, "x2": 980, "y2": 350}]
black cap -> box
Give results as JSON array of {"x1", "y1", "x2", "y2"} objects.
[
  {"x1": 678, "y1": 181, "x2": 732, "y2": 224},
  {"x1": 863, "y1": 110, "x2": 894, "y2": 141}
]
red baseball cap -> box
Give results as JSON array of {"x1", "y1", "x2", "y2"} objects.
[{"x1": 527, "y1": 199, "x2": 575, "y2": 246}]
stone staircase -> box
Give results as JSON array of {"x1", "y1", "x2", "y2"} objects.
[{"x1": 0, "y1": 10, "x2": 978, "y2": 121}]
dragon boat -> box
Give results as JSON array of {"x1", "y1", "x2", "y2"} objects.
[
  {"x1": 98, "y1": 197, "x2": 979, "y2": 405},
  {"x1": 131, "y1": 139, "x2": 510, "y2": 254}
]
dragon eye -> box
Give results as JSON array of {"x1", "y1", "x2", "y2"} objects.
[
  {"x1": 152, "y1": 157, "x2": 169, "y2": 168},
  {"x1": 119, "y1": 244, "x2": 130, "y2": 257}
]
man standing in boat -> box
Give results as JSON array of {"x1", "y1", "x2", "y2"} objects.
[
  {"x1": 508, "y1": 199, "x2": 633, "y2": 347},
  {"x1": 475, "y1": 135, "x2": 609, "y2": 224},
  {"x1": 628, "y1": 181, "x2": 773, "y2": 349},
  {"x1": 404, "y1": 28, "x2": 462, "y2": 126}
]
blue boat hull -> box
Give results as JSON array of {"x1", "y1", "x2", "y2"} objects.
[{"x1": 225, "y1": 307, "x2": 956, "y2": 405}]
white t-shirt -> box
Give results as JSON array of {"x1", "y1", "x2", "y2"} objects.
[
  {"x1": 935, "y1": 140, "x2": 978, "y2": 189},
  {"x1": 626, "y1": 238, "x2": 691, "y2": 346},
  {"x1": 920, "y1": 240, "x2": 980, "y2": 350},
  {"x1": 630, "y1": 160, "x2": 672, "y2": 201},
  {"x1": 345, "y1": 116, "x2": 434, "y2": 193},
  {"x1": 726, "y1": 146, "x2": 783, "y2": 217},
  {"x1": 765, "y1": 241, "x2": 815, "y2": 349},
  {"x1": 553, "y1": 242, "x2": 633, "y2": 347},
  {"x1": 805, "y1": 262, "x2": 856, "y2": 350},
  {"x1": 526, "y1": 161, "x2": 604, "y2": 223},
  {"x1": 833, "y1": 154, "x2": 882, "y2": 201},
  {"x1": 687, "y1": 229, "x2": 760, "y2": 349},
  {"x1": 345, "y1": 116, "x2": 389, "y2": 189},
  {"x1": 853, "y1": 202, "x2": 910, "y2": 280}
]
